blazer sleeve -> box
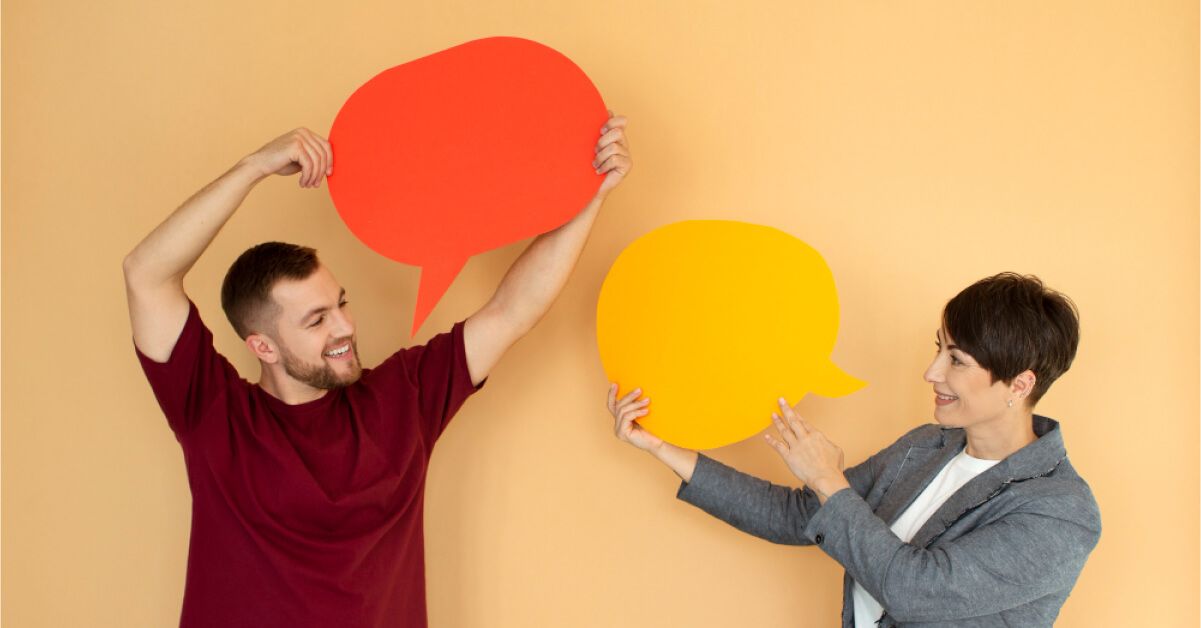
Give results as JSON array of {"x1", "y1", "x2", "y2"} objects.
[
  {"x1": 805, "y1": 485, "x2": 1102, "y2": 622},
  {"x1": 675, "y1": 444, "x2": 887, "y2": 546}
]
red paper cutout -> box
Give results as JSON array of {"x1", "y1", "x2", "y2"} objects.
[{"x1": 327, "y1": 37, "x2": 607, "y2": 335}]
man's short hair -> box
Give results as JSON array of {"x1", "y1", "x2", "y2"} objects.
[
  {"x1": 221, "y1": 242, "x2": 320, "y2": 339},
  {"x1": 942, "y1": 272, "x2": 1080, "y2": 405}
]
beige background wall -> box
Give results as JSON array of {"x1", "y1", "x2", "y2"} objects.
[{"x1": 3, "y1": 1, "x2": 1197, "y2": 625}]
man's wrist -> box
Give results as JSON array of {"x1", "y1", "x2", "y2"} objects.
[{"x1": 233, "y1": 154, "x2": 272, "y2": 184}]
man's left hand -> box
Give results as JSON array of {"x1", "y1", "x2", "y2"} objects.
[{"x1": 592, "y1": 112, "x2": 631, "y2": 200}]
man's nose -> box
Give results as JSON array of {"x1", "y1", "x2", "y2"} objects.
[{"x1": 331, "y1": 308, "x2": 355, "y2": 338}]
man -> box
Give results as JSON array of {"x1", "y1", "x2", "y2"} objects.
[{"x1": 124, "y1": 118, "x2": 630, "y2": 627}]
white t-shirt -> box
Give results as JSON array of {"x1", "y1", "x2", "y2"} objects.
[{"x1": 852, "y1": 448, "x2": 1000, "y2": 627}]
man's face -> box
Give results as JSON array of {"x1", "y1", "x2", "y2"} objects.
[{"x1": 267, "y1": 265, "x2": 362, "y2": 390}]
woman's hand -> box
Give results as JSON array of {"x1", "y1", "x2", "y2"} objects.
[
  {"x1": 605, "y1": 383, "x2": 699, "y2": 482},
  {"x1": 764, "y1": 398, "x2": 851, "y2": 503},
  {"x1": 606, "y1": 383, "x2": 663, "y2": 452}
]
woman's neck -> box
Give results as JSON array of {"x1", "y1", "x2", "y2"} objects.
[{"x1": 964, "y1": 410, "x2": 1037, "y2": 460}]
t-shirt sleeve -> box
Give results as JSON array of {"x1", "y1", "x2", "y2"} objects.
[
  {"x1": 134, "y1": 300, "x2": 242, "y2": 436},
  {"x1": 373, "y1": 320, "x2": 483, "y2": 444}
]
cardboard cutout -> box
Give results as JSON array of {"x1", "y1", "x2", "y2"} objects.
[
  {"x1": 597, "y1": 220, "x2": 864, "y2": 449},
  {"x1": 329, "y1": 37, "x2": 607, "y2": 335}
]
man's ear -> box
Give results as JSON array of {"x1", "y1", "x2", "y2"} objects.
[
  {"x1": 1010, "y1": 369, "x2": 1037, "y2": 405},
  {"x1": 246, "y1": 333, "x2": 280, "y2": 365}
]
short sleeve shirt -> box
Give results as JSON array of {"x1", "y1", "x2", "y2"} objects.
[{"x1": 136, "y1": 302, "x2": 481, "y2": 628}]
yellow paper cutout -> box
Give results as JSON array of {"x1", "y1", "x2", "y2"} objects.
[{"x1": 596, "y1": 220, "x2": 865, "y2": 449}]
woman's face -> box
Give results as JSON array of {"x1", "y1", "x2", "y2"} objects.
[{"x1": 923, "y1": 326, "x2": 1014, "y2": 428}]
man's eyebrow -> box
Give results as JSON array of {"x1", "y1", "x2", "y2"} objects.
[
  {"x1": 301, "y1": 289, "x2": 346, "y2": 323},
  {"x1": 302, "y1": 304, "x2": 331, "y2": 323}
]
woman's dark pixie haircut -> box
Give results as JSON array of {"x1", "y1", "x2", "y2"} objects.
[
  {"x1": 943, "y1": 272, "x2": 1079, "y2": 406},
  {"x1": 221, "y1": 242, "x2": 320, "y2": 339}
]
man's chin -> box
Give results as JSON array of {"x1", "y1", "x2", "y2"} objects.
[
  {"x1": 281, "y1": 350, "x2": 363, "y2": 391},
  {"x1": 329, "y1": 362, "x2": 363, "y2": 388}
]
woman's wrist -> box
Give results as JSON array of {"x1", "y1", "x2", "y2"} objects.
[
  {"x1": 809, "y1": 474, "x2": 851, "y2": 505},
  {"x1": 651, "y1": 442, "x2": 698, "y2": 483}
]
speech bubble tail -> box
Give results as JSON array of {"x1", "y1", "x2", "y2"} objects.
[
  {"x1": 411, "y1": 258, "x2": 467, "y2": 337},
  {"x1": 808, "y1": 362, "x2": 867, "y2": 398}
]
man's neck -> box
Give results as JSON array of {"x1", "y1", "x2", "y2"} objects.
[{"x1": 259, "y1": 368, "x2": 329, "y2": 405}]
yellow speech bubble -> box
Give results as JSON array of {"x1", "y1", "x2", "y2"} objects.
[{"x1": 597, "y1": 220, "x2": 864, "y2": 450}]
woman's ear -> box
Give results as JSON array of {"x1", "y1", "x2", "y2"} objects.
[{"x1": 1010, "y1": 369, "x2": 1037, "y2": 405}]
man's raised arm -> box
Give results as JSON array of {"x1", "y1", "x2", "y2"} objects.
[
  {"x1": 123, "y1": 128, "x2": 332, "y2": 362},
  {"x1": 463, "y1": 114, "x2": 631, "y2": 386}
]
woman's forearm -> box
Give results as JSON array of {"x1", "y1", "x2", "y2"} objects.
[{"x1": 650, "y1": 442, "x2": 699, "y2": 483}]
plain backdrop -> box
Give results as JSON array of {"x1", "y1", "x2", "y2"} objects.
[{"x1": 3, "y1": 1, "x2": 1197, "y2": 626}]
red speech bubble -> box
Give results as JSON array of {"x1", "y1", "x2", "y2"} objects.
[{"x1": 327, "y1": 37, "x2": 607, "y2": 336}]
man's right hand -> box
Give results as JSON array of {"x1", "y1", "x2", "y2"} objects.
[
  {"x1": 242, "y1": 128, "x2": 333, "y2": 188},
  {"x1": 125, "y1": 126, "x2": 332, "y2": 362}
]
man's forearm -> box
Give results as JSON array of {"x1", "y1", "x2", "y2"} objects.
[
  {"x1": 483, "y1": 196, "x2": 603, "y2": 335},
  {"x1": 462, "y1": 114, "x2": 628, "y2": 384},
  {"x1": 123, "y1": 128, "x2": 330, "y2": 361},
  {"x1": 123, "y1": 158, "x2": 266, "y2": 290}
]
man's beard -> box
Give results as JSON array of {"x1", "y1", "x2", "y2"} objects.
[{"x1": 279, "y1": 338, "x2": 362, "y2": 390}]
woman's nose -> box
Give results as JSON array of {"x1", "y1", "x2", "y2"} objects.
[{"x1": 924, "y1": 356, "x2": 944, "y2": 383}]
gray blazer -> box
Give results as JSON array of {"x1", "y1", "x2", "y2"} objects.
[{"x1": 677, "y1": 416, "x2": 1101, "y2": 627}]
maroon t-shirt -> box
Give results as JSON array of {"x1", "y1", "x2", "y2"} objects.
[{"x1": 136, "y1": 302, "x2": 481, "y2": 627}]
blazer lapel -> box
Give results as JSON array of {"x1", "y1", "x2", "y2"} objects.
[
  {"x1": 874, "y1": 429, "x2": 964, "y2": 526},
  {"x1": 909, "y1": 416, "x2": 1068, "y2": 548},
  {"x1": 908, "y1": 462, "x2": 1013, "y2": 548}
]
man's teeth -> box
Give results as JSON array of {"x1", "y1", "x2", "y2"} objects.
[
  {"x1": 325, "y1": 345, "x2": 350, "y2": 357},
  {"x1": 937, "y1": 394, "x2": 958, "y2": 400}
]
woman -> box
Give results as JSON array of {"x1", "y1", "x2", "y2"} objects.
[{"x1": 606, "y1": 273, "x2": 1101, "y2": 627}]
